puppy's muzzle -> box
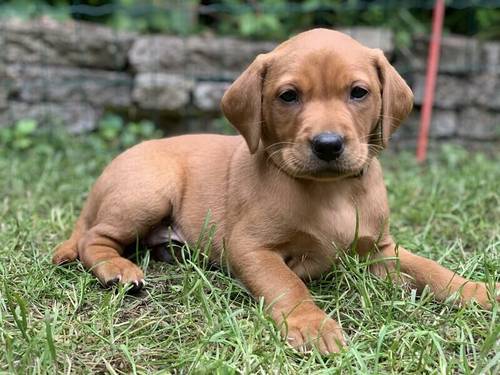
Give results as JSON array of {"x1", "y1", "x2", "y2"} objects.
[{"x1": 311, "y1": 132, "x2": 345, "y2": 161}]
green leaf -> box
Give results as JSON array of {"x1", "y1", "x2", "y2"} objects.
[
  {"x1": 15, "y1": 119, "x2": 38, "y2": 136},
  {"x1": 13, "y1": 138, "x2": 32, "y2": 150},
  {"x1": 120, "y1": 132, "x2": 137, "y2": 147}
]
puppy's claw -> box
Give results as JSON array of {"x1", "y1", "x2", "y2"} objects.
[
  {"x1": 105, "y1": 276, "x2": 121, "y2": 288},
  {"x1": 126, "y1": 279, "x2": 145, "y2": 293},
  {"x1": 134, "y1": 279, "x2": 144, "y2": 289},
  {"x1": 93, "y1": 257, "x2": 144, "y2": 291},
  {"x1": 54, "y1": 257, "x2": 71, "y2": 266}
]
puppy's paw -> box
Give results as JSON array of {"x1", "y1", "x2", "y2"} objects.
[
  {"x1": 52, "y1": 240, "x2": 78, "y2": 265},
  {"x1": 460, "y1": 282, "x2": 500, "y2": 310},
  {"x1": 283, "y1": 309, "x2": 346, "y2": 354},
  {"x1": 93, "y1": 257, "x2": 145, "y2": 292}
]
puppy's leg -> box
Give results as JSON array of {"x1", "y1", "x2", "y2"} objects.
[
  {"x1": 76, "y1": 187, "x2": 174, "y2": 289},
  {"x1": 370, "y1": 245, "x2": 499, "y2": 309},
  {"x1": 54, "y1": 158, "x2": 178, "y2": 289},
  {"x1": 229, "y1": 247, "x2": 345, "y2": 354},
  {"x1": 78, "y1": 224, "x2": 144, "y2": 288}
]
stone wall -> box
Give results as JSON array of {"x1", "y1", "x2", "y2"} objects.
[
  {"x1": 1, "y1": 18, "x2": 498, "y2": 149},
  {"x1": 395, "y1": 34, "x2": 500, "y2": 149}
]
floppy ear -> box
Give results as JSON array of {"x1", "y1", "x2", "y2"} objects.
[
  {"x1": 221, "y1": 54, "x2": 269, "y2": 154},
  {"x1": 373, "y1": 49, "x2": 414, "y2": 148}
]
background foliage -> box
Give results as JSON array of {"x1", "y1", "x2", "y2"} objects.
[{"x1": 0, "y1": 0, "x2": 499, "y2": 43}]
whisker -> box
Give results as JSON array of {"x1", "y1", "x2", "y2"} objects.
[
  {"x1": 264, "y1": 141, "x2": 298, "y2": 152},
  {"x1": 358, "y1": 133, "x2": 382, "y2": 141},
  {"x1": 266, "y1": 148, "x2": 285, "y2": 164},
  {"x1": 378, "y1": 114, "x2": 404, "y2": 122}
]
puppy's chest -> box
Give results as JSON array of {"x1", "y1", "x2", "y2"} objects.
[
  {"x1": 281, "y1": 197, "x2": 383, "y2": 280},
  {"x1": 303, "y1": 195, "x2": 375, "y2": 244}
]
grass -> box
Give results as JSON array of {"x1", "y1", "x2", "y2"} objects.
[{"x1": 0, "y1": 134, "x2": 499, "y2": 374}]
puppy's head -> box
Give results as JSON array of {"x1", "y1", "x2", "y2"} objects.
[{"x1": 221, "y1": 28, "x2": 413, "y2": 180}]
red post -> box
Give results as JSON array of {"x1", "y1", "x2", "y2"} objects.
[{"x1": 416, "y1": 0, "x2": 446, "y2": 163}]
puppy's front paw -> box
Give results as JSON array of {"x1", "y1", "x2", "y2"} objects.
[
  {"x1": 283, "y1": 309, "x2": 346, "y2": 354},
  {"x1": 461, "y1": 282, "x2": 500, "y2": 309},
  {"x1": 93, "y1": 257, "x2": 145, "y2": 292}
]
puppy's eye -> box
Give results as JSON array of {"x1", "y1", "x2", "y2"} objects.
[
  {"x1": 350, "y1": 86, "x2": 369, "y2": 100},
  {"x1": 279, "y1": 89, "x2": 298, "y2": 103}
]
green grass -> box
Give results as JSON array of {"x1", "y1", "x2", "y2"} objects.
[{"x1": 0, "y1": 136, "x2": 499, "y2": 374}]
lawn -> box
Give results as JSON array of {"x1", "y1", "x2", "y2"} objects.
[{"x1": 0, "y1": 131, "x2": 498, "y2": 374}]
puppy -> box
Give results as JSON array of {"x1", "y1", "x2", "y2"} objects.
[{"x1": 53, "y1": 29, "x2": 499, "y2": 354}]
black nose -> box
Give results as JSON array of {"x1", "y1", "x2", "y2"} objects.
[{"x1": 311, "y1": 132, "x2": 345, "y2": 161}]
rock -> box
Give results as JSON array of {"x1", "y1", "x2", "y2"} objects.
[
  {"x1": 185, "y1": 36, "x2": 275, "y2": 78},
  {"x1": 0, "y1": 17, "x2": 135, "y2": 70},
  {"x1": 458, "y1": 107, "x2": 500, "y2": 140},
  {"x1": 468, "y1": 74, "x2": 500, "y2": 110},
  {"x1": 412, "y1": 74, "x2": 467, "y2": 109},
  {"x1": 132, "y1": 73, "x2": 194, "y2": 111},
  {"x1": 482, "y1": 42, "x2": 500, "y2": 74},
  {"x1": 0, "y1": 64, "x2": 10, "y2": 109},
  {"x1": 392, "y1": 110, "x2": 419, "y2": 142},
  {"x1": 3, "y1": 101, "x2": 100, "y2": 132},
  {"x1": 0, "y1": 62, "x2": 17, "y2": 110},
  {"x1": 339, "y1": 27, "x2": 394, "y2": 55},
  {"x1": 412, "y1": 34, "x2": 481, "y2": 73},
  {"x1": 398, "y1": 108, "x2": 456, "y2": 139},
  {"x1": 193, "y1": 82, "x2": 230, "y2": 112},
  {"x1": 129, "y1": 36, "x2": 187, "y2": 74},
  {"x1": 130, "y1": 28, "x2": 393, "y2": 78},
  {"x1": 429, "y1": 110, "x2": 457, "y2": 137},
  {"x1": 130, "y1": 35, "x2": 275, "y2": 79},
  {"x1": 0, "y1": 94, "x2": 6, "y2": 110},
  {"x1": 6, "y1": 64, "x2": 133, "y2": 108}
]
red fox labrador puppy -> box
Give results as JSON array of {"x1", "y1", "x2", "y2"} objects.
[{"x1": 53, "y1": 29, "x2": 499, "y2": 354}]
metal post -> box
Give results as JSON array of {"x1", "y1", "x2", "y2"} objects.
[{"x1": 416, "y1": 0, "x2": 445, "y2": 162}]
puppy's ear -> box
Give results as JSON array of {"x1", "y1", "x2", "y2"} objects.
[
  {"x1": 221, "y1": 54, "x2": 269, "y2": 154},
  {"x1": 373, "y1": 49, "x2": 413, "y2": 148}
]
